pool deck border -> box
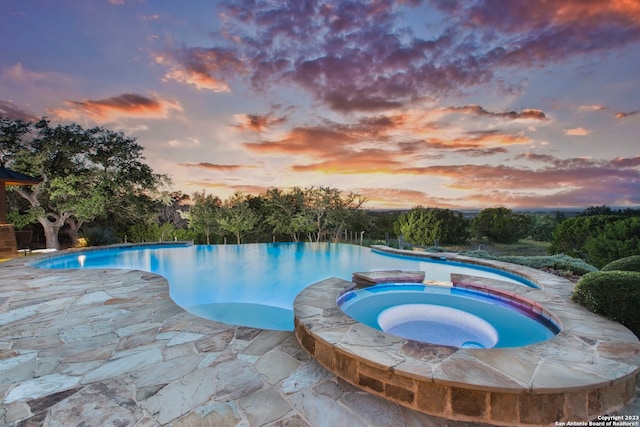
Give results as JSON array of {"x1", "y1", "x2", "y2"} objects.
[{"x1": 293, "y1": 246, "x2": 640, "y2": 426}]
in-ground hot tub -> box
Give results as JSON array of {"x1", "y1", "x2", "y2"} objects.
[
  {"x1": 337, "y1": 282, "x2": 560, "y2": 348},
  {"x1": 293, "y1": 260, "x2": 640, "y2": 425}
]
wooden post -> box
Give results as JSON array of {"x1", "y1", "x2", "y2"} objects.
[{"x1": 0, "y1": 182, "x2": 6, "y2": 224}]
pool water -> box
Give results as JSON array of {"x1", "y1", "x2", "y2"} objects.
[
  {"x1": 338, "y1": 284, "x2": 558, "y2": 348},
  {"x1": 33, "y1": 242, "x2": 533, "y2": 331}
]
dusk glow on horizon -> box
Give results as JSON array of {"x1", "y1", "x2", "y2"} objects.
[{"x1": 1, "y1": 1, "x2": 639, "y2": 209}]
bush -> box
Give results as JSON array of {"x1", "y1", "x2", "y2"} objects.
[
  {"x1": 583, "y1": 217, "x2": 640, "y2": 268},
  {"x1": 459, "y1": 251, "x2": 597, "y2": 276},
  {"x1": 82, "y1": 225, "x2": 120, "y2": 246},
  {"x1": 459, "y1": 250, "x2": 496, "y2": 260},
  {"x1": 572, "y1": 271, "x2": 640, "y2": 338},
  {"x1": 601, "y1": 255, "x2": 640, "y2": 272}
]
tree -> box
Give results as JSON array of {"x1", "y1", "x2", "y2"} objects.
[
  {"x1": 393, "y1": 207, "x2": 469, "y2": 246},
  {"x1": 527, "y1": 213, "x2": 560, "y2": 242},
  {"x1": 470, "y1": 207, "x2": 530, "y2": 244},
  {"x1": 217, "y1": 192, "x2": 260, "y2": 244},
  {"x1": 580, "y1": 205, "x2": 613, "y2": 216},
  {"x1": 583, "y1": 217, "x2": 640, "y2": 268},
  {"x1": 548, "y1": 215, "x2": 621, "y2": 258},
  {"x1": 301, "y1": 186, "x2": 366, "y2": 242},
  {"x1": 2, "y1": 117, "x2": 167, "y2": 249},
  {"x1": 263, "y1": 187, "x2": 306, "y2": 241},
  {"x1": 184, "y1": 191, "x2": 222, "y2": 244},
  {"x1": 158, "y1": 191, "x2": 190, "y2": 230}
]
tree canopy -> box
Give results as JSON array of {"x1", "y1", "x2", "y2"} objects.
[
  {"x1": 1, "y1": 116, "x2": 168, "y2": 249},
  {"x1": 470, "y1": 207, "x2": 530, "y2": 244},
  {"x1": 393, "y1": 207, "x2": 468, "y2": 245}
]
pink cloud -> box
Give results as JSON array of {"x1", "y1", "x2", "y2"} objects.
[
  {"x1": 0, "y1": 99, "x2": 38, "y2": 122},
  {"x1": 179, "y1": 162, "x2": 254, "y2": 171},
  {"x1": 52, "y1": 93, "x2": 182, "y2": 122}
]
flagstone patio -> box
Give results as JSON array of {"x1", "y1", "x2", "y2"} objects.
[{"x1": 0, "y1": 250, "x2": 638, "y2": 426}]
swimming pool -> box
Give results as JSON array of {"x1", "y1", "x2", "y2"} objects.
[{"x1": 32, "y1": 242, "x2": 534, "y2": 330}]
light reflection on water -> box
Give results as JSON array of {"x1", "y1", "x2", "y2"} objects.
[{"x1": 33, "y1": 242, "x2": 528, "y2": 330}]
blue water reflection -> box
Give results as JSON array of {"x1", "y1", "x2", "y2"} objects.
[{"x1": 33, "y1": 242, "x2": 529, "y2": 330}]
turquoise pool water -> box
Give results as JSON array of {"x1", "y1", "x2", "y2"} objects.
[
  {"x1": 32, "y1": 242, "x2": 534, "y2": 330},
  {"x1": 338, "y1": 284, "x2": 559, "y2": 348}
]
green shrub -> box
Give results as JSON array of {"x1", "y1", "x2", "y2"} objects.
[
  {"x1": 601, "y1": 255, "x2": 640, "y2": 272},
  {"x1": 572, "y1": 271, "x2": 640, "y2": 338},
  {"x1": 459, "y1": 250, "x2": 496, "y2": 259},
  {"x1": 460, "y1": 251, "x2": 597, "y2": 275},
  {"x1": 583, "y1": 217, "x2": 640, "y2": 268},
  {"x1": 82, "y1": 225, "x2": 120, "y2": 246}
]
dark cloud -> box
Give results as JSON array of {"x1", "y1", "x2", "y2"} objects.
[
  {"x1": 434, "y1": 1, "x2": 640, "y2": 67},
  {"x1": 157, "y1": 47, "x2": 245, "y2": 91},
  {"x1": 233, "y1": 113, "x2": 287, "y2": 132},
  {"x1": 615, "y1": 111, "x2": 639, "y2": 119},
  {"x1": 161, "y1": 1, "x2": 640, "y2": 113}
]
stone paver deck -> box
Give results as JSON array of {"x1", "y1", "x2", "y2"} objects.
[
  {"x1": 1, "y1": 249, "x2": 500, "y2": 427},
  {"x1": 0, "y1": 245, "x2": 638, "y2": 426}
]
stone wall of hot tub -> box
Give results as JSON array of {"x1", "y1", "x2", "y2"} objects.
[{"x1": 293, "y1": 273, "x2": 640, "y2": 426}]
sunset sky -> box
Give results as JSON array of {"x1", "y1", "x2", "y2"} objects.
[{"x1": 1, "y1": 1, "x2": 639, "y2": 209}]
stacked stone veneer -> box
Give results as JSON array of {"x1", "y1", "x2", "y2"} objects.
[{"x1": 293, "y1": 257, "x2": 640, "y2": 426}]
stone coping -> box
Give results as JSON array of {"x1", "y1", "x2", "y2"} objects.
[
  {"x1": 293, "y1": 249, "x2": 640, "y2": 426},
  {"x1": 25, "y1": 241, "x2": 194, "y2": 266}
]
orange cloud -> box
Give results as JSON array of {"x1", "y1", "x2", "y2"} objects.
[
  {"x1": 244, "y1": 127, "x2": 358, "y2": 157},
  {"x1": 291, "y1": 149, "x2": 405, "y2": 174},
  {"x1": 163, "y1": 68, "x2": 230, "y2": 92},
  {"x1": 357, "y1": 188, "x2": 459, "y2": 209},
  {"x1": 155, "y1": 47, "x2": 246, "y2": 92},
  {"x1": 563, "y1": 127, "x2": 590, "y2": 136},
  {"x1": 183, "y1": 180, "x2": 270, "y2": 196},
  {"x1": 52, "y1": 93, "x2": 182, "y2": 122},
  {"x1": 443, "y1": 105, "x2": 548, "y2": 121},
  {"x1": 179, "y1": 162, "x2": 254, "y2": 171}
]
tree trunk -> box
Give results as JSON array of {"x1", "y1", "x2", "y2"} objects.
[
  {"x1": 65, "y1": 219, "x2": 81, "y2": 247},
  {"x1": 39, "y1": 218, "x2": 62, "y2": 250},
  {"x1": 235, "y1": 232, "x2": 241, "y2": 244}
]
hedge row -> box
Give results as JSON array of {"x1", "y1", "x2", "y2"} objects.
[
  {"x1": 572, "y1": 270, "x2": 640, "y2": 338},
  {"x1": 460, "y1": 250, "x2": 598, "y2": 275},
  {"x1": 601, "y1": 255, "x2": 640, "y2": 272}
]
